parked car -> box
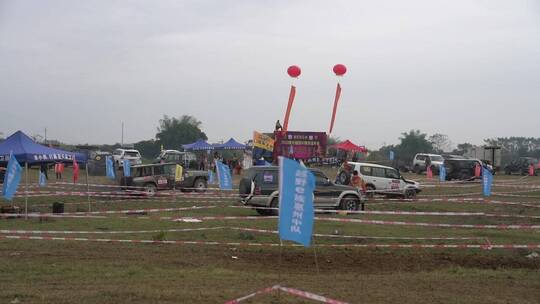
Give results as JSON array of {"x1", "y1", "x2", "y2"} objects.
[
  {"x1": 154, "y1": 150, "x2": 198, "y2": 168},
  {"x1": 239, "y1": 166, "x2": 365, "y2": 215},
  {"x1": 120, "y1": 163, "x2": 208, "y2": 194},
  {"x1": 504, "y1": 157, "x2": 539, "y2": 176},
  {"x1": 412, "y1": 153, "x2": 444, "y2": 174},
  {"x1": 336, "y1": 162, "x2": 421, "y2": 198},
  {"x1": 443, "y1": 158, "x2": 491, "y2": 181},
  {"x1": 112, "y1": 148, "x2": 142, "y2": 168}
]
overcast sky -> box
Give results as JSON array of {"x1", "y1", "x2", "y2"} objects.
[{"x1": 1, "y1": 0, "x2": 539, "y2": 149}]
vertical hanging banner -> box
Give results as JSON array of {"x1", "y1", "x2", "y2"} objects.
[
  {"x1": 72, "y1": 157, "x2": 80, "y2": 183},
  {"x1": 529, "y1": 164, "x2": 534, "y2": 176},
  {"x1": 106, "y1": 156, "x2": 116, "y2": 180},
  {"x1": 1, "y1": 154, "x2": 22, "y2": 201},
  {"x1": 439, "y1": 164, "x2": 446, "y2": 182},
  {"x1": 282, "y1": 85, "x2": 297, "y2": 132},
  {"x1": 328, "y1": 64, "x2": 347, "y2": 134},
  {"x1": 282, "y1": 65, "x2": 301, "y2": 132},
  {"x1": 389, "y1": 150, "x2": 395, "y2": 161},
  {"x1": 215, "y1": 160, "x2": 233, "y2": 190},
  {"x1": 328, "y1": 83, "x2": 342, "y2": 134},
  {"x1": 474, "y1": 163, "x2": 481, "y2": 178},
  {"x1": 208, "y1": 170, "x2": 215, "y2": 184},
  {"x1": 278, "y1": 157, "x2": 315, "y2": 247},
  {"x1": 123, "y1": 160, "x2": 131, "y2": 177},
  {"x1": 426, "y1": 165, "x2": 433, "y2": 178},
  {"x1": 39, "y1": 171, "x2": 47, "y2": 187},
  {"x1": 482, "y1": 167, "x2": 493, "y2": 196}
]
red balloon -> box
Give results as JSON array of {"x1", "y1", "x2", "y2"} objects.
[
  {"x1": 287, "y1": 65, "x2": 301, "y2": 78},
  {"x1": 333, "y1": 64, "x2": 347, "y2": 76}
]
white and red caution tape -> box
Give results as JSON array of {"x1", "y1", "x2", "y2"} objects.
[
  {"x1": 230, "y1": 205, "x2": 540, "y2": 219},
  {"x1": 0, "y1": 226, "x2": 486, "y2": 241},
  {"x1": 167, "y1": 216, "x2": 540, "y2": 230},
  {"x1": 2, "y1": 235, "x2": 539, "y2": 250},
  {"x1": 224, "y1": 284, "x2": 349, "y2": 304},
  {"x1": 315, "y1": 217, "x2": 540, "y2": 230}
]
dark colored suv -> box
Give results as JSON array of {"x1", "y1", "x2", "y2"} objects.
[
  {"x1": 120, "y1": 163, "x2": 208, "y2": 194},
  {"x1": 239, "y1": 166, "x2": 365, "y2": 215},
  {"x1": 443, "y1": 158, "x2": 487, "y2": 181},
  {"x1": 504, "y1": 157, "x2": 539, "y2": 176}
]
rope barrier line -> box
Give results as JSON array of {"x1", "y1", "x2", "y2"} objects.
[
  {"x1": 1, "y1": 235, "x2": 539, "y2": 250},
  {"x1": 165, "y1": 216, "x2": 540, "y2": 230}
]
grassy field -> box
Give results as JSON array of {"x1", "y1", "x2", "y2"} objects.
[{"x1": 1, "y1": 168, "x2": 539, "y2": 303}]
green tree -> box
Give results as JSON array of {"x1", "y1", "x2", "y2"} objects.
[
  {"x1": 134, "y1": 139, "x2": 161, "y2": 159},
  {"x1": 429, "y1": 133, "x2": 452, "y2": 153},
  {"x1": 396, "y1": 130, "x2": 434, "y2": 163},
  {"x1": 156, "y1": 115, "x2": 208, "y2": 149}
]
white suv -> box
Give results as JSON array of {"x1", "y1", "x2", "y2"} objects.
[
  {"x1": 337, "y1": 162, "x2": 421, "y2": 198},
  {"x1": 412, "y1": 153, "x2": 444, "y2": 174},
  {"x1": 112, "y1": 149, "x2": 142, "y2": 168}
]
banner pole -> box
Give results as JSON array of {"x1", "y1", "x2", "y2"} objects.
[
  {"x1": 278, "y1": 239, "x2": 283, "y2": 301},
  {"x1": 86, "y1": 163, "x2": 90, "y2": 212},
  {"x1": 24, "y1": 162, "x2": 28, "y2": 220},
  {"x1": 312, "y1": 237, "x2": 321, "y2": 275}
]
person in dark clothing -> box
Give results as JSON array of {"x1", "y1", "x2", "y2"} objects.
[
  {"x1": 275, "y1": 120, "x2": 282, "y2": 131},
  {"x1": 40, "y1": 163, "x2": 49, "y2": 180}
]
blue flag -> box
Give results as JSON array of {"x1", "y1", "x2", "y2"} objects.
[
  {"x1": 39, "y1": 171, "x2": 47, "y2": 187},
  {"x1": 106, "y1": 156, "x2": 116, "y2": 180},
  {"x1": 208, "y1": 170, "x2": 215, "y2": 184},
  {"x1": 389, "y1": 150, "x2": 395, "y2": 161},
  {"x1": 123, "y1": 159, "x2": 131, "y2": 177},
  {"x1": 278, "y1": 157, "x2": 315, "y2": 247},
  {"x1": 482, "y1": 167, "x2": 493, "y2": 196},
  {"x1": 2, "y1": 154, "x2": 22, "y2": 201},
  {"x1": 439, "y1": 164, "x2": 446, "y2": 182},
  {"x1": 215, "y1": 161, "x2": 233, "y2": 190}
]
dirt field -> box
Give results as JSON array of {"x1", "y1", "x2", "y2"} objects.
[{"x1": 0, "y1": 169, "x2": 539, "y2": 303}]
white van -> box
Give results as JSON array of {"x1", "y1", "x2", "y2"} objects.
[
  {"x1": 112, "y1": 148, "x2": 142, "y2": 168},
  {"x1": 337, "y1": 162, "x2": 421, "y2": 198},
  {"x1": 412, "y1": 153, "x2": 444, "y2": 174}
]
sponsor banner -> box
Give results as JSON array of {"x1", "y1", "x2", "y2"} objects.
[
  {"x1": 216, "y1": 160, "x2": 233, "y2": 190},
  {"x1": 278, "y1": 157, "x2": 315, "y2": 247},
  {"x1": 2, "y1": 154, "x2": 22, "y2": 201},
  {"x1": 253, "y1": 131, "x2": 274, "y2": 151}
]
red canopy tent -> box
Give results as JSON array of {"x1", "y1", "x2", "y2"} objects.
[{"x1": 330, "y1": 140, "x2": 367, "y2": 153}]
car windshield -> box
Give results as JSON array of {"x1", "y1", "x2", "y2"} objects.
[
  {"x1": 125, "y1": 151, "x2": 140, "y2": 157},
  {"x1": 431, "y1": 156, "x2": 443, "y2": 162}
]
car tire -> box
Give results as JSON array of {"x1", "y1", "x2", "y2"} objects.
[
  {"x1": 144, "y1": 183, "x2": 157, "y2": 196},
  {"x1": 193, "y1": 178, "x2": 207, "y2": 193},
  {"x1": 269, "y1": 197, "x2": 279, "y2": 216},
  {"x1": 404, "y1": 189, "x2": 416, "y2": 199},
  {"x1": 340, "y1": 195, "x2": 360, "y2": 211},
  {"x1": 239, "y1": 178, "x2": 252, "y2": 199},
  {"x1": 338, "y1": 171, "x2": 350, "y2": 185},
  {"x1": 414, "y1": 165, "x2": 421, "y2": 174},
  {"x1": 365, "y1": 184, "x2": 376, "y2": 198}
]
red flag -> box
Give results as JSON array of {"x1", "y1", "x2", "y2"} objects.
[
  {"x1": 72, "y1": 156, "x2": 79, "y2": 183},
  {"x1": 282, "y1": 85, "x2": 296, "y2": 132},
  {"x1": 529, "y1": 164, "x2": 535, "y2": 176},
  {"x1": 426, "y1": 165, "x2": 433, "y2": 178},
  {"x1": 329, "y1": 83, "x2": 342, "y2": 134},
  {"x1": 474, "y1": 164, "x2": 481, "y2": 177}
]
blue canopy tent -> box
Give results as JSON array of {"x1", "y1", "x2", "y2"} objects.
[
  {"x1": 0, "y1": 131, "x2": 87, "y2": 164},
  {"x1": 182, "y1": 139, "x2": 214, "y2": 151},
  {"x1": 213, "y1": 138, "x2": 246, "y2": 150},
  {"x1": 0, "y1": 131, "x2": 88, "y2": 217}
]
